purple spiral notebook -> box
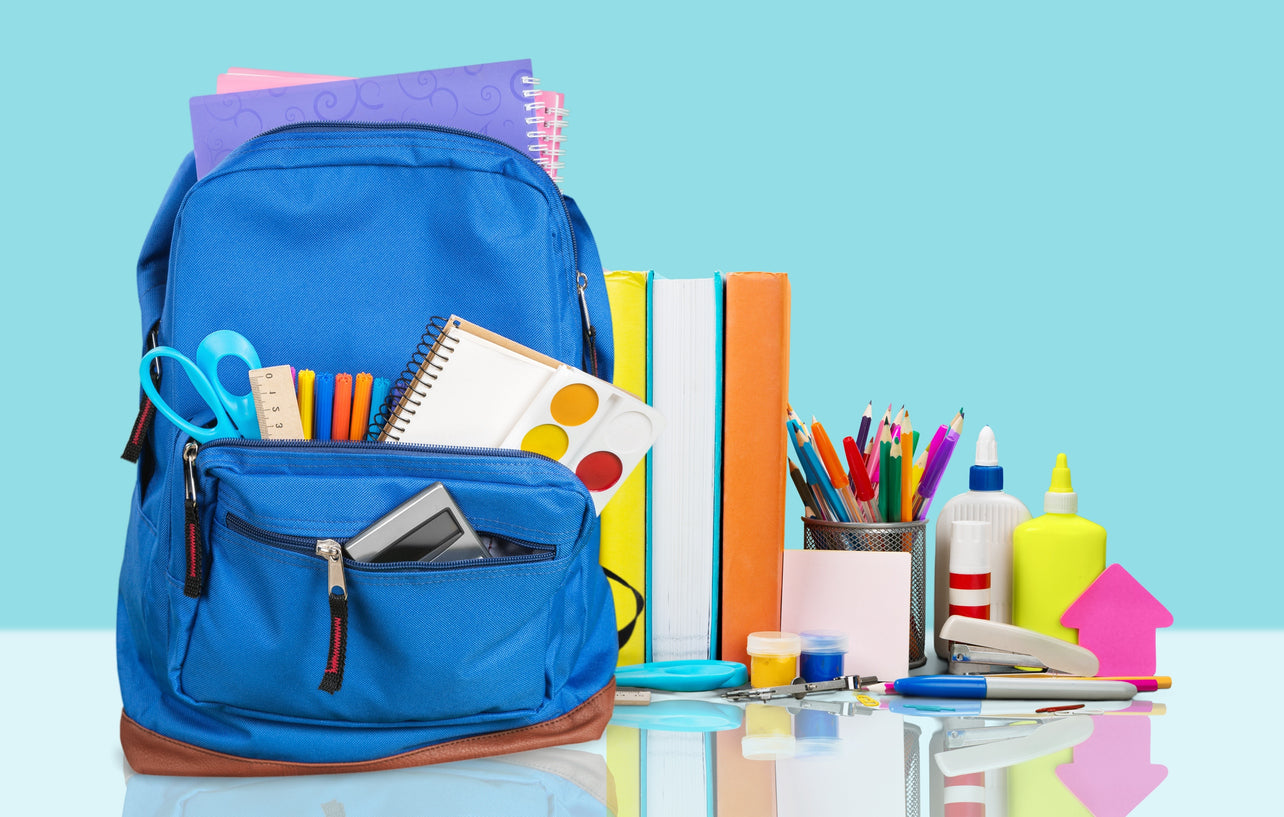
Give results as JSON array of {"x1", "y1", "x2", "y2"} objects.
[{"x1": 189, "y1": 59, "x2": 537, "y2": 178}]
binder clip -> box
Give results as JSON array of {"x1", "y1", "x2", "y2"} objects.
[{"x1": 940, "y1": 616, "x2": 1099, "y2": 677}]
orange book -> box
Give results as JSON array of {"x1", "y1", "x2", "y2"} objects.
[
  {"x1": 331, "y1": 373, "x2": 353, "y2": 441},
  {"x1": 349, "y1": 372, "x2": 374, "y2": 441},
  {"x1": 719, "y1": 272, "x2": 790, "y2": 666},
  {"x1": 716, "y1": 723, "x2": 777, "y2": 817}
]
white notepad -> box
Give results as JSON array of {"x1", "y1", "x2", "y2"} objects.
[{"x1": 378, "y1": 317, "x2": 560, "y2": 447}]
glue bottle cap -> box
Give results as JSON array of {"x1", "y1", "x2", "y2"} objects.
[
  {"x1": 969, "y1": 426, "x2": 1004, "y2": 491},
  {"x1": 1043, "y1": 453, "x2": 1078, "y2": 514}
]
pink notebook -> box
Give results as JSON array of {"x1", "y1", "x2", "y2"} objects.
[{"x1": 213, "y1": 67, "x2": 567, "y2": 183}]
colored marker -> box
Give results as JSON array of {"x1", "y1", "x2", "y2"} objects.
[
  {"x1": 812, "y1": 418, "x2": 864, "y2": 521},
  {"x1": 331, "y1": 373, "x2": 354, "y2": 441},
  {"x1": 844, "y1": 435, "x2": 879, "y2": 521},
  {"x1": 349, "y1": 372, "x2": 374, "y2": 441},
  {"x1": 914, "y1": 425, "x2": 961, "y2": 519},
  {"x1": 297, "y1": 369, "x2": 315, "y2": 440},
  {"x1": 368, "y1": 376, "x2": 392, "y2": 432},
  {"x1": 876, "y1": 676, "x2": 1140, "y2": 700},
  {"x1": 314, "y1": 372, "x2": 335, "y2": 441}
]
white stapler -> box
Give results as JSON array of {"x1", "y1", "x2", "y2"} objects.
[
  {"x1": 934, "y1": 716, "x2": 1095, "y2": 778},
  {"x1": 939, "y1": 616, "x2": 1099, "y2": 677}
]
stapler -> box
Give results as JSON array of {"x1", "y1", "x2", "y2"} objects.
[{"x1": 939, "y1": 616, "x2": 1099, "y2": 677}]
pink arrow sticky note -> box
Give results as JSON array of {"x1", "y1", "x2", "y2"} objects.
[
  {"x1": 1057, "y1": 714, "x2": 1167, "y2": 817},
  {"x1": 1061, "y1": 564, "x2": 1172, "y2": 676}
]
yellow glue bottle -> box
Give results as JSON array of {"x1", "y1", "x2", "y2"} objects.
[{"x1": 1011, "y1": 454, "x2": 1106, "y2": 643}]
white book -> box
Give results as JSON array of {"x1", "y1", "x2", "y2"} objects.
[
  {"x1": 645, "y1": 731, "x2": 714, "y2": 817},
  {"x1": 647, "y1": 276, "x2": 723, "y2": 661}
]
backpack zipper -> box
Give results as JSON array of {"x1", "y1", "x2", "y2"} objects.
[
  {"x1": 214, "y1": 121, "x2": 592, "y2": 345},
  {"x1": 223, "y1": 510, "x2": 555, "y2": 696},
  {"x1": 199, "y1": 441, "x2": 564, "y2": 695}
]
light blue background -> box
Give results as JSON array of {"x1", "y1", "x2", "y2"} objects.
[{"x1": 2, "y1": 1, "x2": 1278, "y2": 629}]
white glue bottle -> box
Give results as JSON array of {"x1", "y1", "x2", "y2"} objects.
[
  {"x1": 932, "y1": 426, "x2": 1031, "y2": 659},
  {"x1": 949, "y1": 520, "x2": 992, "y2": 621}
]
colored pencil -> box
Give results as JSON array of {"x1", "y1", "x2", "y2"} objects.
[
  {"x1": 791, "y1": 420, "x2": 851, "y2": 523},
  {"x1": 866, "y1": 404, "x2": 893, "y2": 459},
  {"x1": 854, "y1": 401, "x2": 873, "y2": 465},
  {"x1": 869, "y1": 418, "x2": 891, "y2": 484},
  {"x1": 878, "y1": 439, "x2": 892, "y2": 523},
  {"x1": 887, "y1": 434, "x2": 903, "y2": 523},
  {"x1": 900, "y1": 412, "x2": 914, "y2": 523},
  {"x1": 788, "y1": 458, "x2": 820, "y2": 519},
  {"x1": 911, "y1": 436, "x2": 931, "y2": 495}
]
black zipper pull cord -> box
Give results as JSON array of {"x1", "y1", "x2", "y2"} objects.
[
  {"x1": 316, "y1": 540, "x2": 349, "y2": 693},
  {"x1": 122, "y1": 324, "x2": 162, "y2": 463},
  {"x1": 182, "y1": 442, "x2": 205, "y2": 598}
]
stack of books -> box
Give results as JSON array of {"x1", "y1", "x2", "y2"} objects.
[{"x1": 601, "y1": 270, "x2": 791, "y2": 667}]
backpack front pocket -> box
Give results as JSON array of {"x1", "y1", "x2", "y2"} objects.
[{"x1": 173, "y1": 439, "x2": 599, "y2": 727}]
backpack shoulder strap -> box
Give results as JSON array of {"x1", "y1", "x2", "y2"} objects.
[{"x1": 137, "y1": 153, "x2": 197, "y2": 339}]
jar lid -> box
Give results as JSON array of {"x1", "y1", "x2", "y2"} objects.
[
  {"x1": 741, "y1": 735, "x2": 797, "y2": 761},
  {"x1": 800, "y1": 629, "x2": 849, "y2": 653},
  {"x1": 746, "y1": 631, "x2": 802, "y2": 656}
]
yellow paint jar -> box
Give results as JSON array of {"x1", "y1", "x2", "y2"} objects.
[{"x1": 746, "y1": 631, "x2": 802, "y2": 688}]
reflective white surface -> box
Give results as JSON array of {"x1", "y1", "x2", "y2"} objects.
[{"x1": 4, "y1": 630, "x2": 1278, "y2": 815}]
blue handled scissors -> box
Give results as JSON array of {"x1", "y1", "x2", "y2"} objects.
[{"x1": 140, "y1": 330, "x2": 263, "y2": 443}]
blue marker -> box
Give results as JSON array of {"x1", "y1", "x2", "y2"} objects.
[{"x1": 878, "y1": 676, "x2": 1139, "y2": 701}]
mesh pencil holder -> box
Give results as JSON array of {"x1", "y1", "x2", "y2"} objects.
[{"x1": 801, "y1": 517, "x2": 929, "y2": 669}]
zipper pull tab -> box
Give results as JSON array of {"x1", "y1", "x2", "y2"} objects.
[
  {"x1": 182, "y1": 442, "x2": 205, "y2": 598},
  {"x1": 316, "y1": 540, "x2": 349, "y2": 693},
  {"x1": 316, "y1": 540, "x2": 347, "y2": 599},
  {"x1": 576, "y1": 270, "x2": 594, "y2": 339},
  {"x1": 576, "y1": 270, "x2": 600, "y2": 377}
]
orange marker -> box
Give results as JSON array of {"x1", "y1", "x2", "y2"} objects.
[
  {"x1": 812, "y1": 419, "x2": 864, "y2": 521},
  {"x1": 331, "y1": 373, "x2": 353, "y2": 441},
  {"x1": 349, "y1": 373, "x2": 374, "y2": 441}
]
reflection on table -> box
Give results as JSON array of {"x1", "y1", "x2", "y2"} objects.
[{"x1": 121, "y1": 696, "x2": 1167, "y2": 817}]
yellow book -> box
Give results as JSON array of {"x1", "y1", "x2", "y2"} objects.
[
  {"x1": 605, "y1": 725, "x2": 640, "y2": 817},
  {"x1": 602, "y1": 270, "x2": 649, "y2": 666}
]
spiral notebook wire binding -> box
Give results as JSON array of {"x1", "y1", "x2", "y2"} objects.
[
  {"x1": 371, "y1": 316, "x2": 462, "y2": 442},
  {"x1": 532, "y1": 89, "x2": 567, "y2": 185}
]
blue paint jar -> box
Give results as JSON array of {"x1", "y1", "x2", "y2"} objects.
[{"x1": 799, "y1": 630, "x2": 849, "y2": 682}]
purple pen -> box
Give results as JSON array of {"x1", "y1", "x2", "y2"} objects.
[
  {"x1": 914, "y1": 429, "x2": 960, "y2": 519},
  {"x1": 920, "y1": 424, "x2": 948, "y2": 482}
]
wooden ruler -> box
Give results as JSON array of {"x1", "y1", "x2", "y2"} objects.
[
  {"x1": 248, "y1": 366, "x2": 306, "y2": 440},
  {"x1": 614, "y1": 689, "x2": 652, "y2": 706}
]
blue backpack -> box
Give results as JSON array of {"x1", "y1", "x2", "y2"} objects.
[{"x1": 118, "y1": 124, "x2": 618, "y2": 775}]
